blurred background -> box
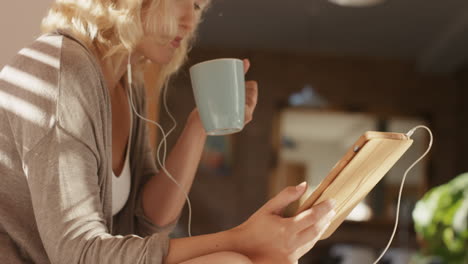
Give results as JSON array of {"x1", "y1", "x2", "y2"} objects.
[{"x1": 2, "y1": 0, "x2": 467, "y2": 263}]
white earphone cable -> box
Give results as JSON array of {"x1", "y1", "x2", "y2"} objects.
[
  {"x1": 158, "y1": 77, "x2": 177, "y2": 166},
  {"x1": 372, "y1": 125, "x2": 433, "y2": 263},
  {"x1": 127, "y1": 55, "x2": 193, "y2": 237}
]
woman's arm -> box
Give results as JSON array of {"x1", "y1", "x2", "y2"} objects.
[
  {"x1": 165, "y1": 228, "x2": 240, "y2": 263},
  {"x1": 141, "y1": 59, "x2": 258, "y2": 227},
  {"x1": 164, "y1": 184, "x2": 336, "y2": 264},
  {"x1": 141, "y1": 110, "x2": 206, "y2": 227}
]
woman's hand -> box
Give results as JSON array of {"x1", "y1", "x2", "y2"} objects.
[{"x1": 231, "y1": 182, "x2": 336, "y2": 264}]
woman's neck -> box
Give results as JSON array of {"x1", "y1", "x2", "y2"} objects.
[{"x1": 100, "y1": 52, "x2": 141, "y2": 96}]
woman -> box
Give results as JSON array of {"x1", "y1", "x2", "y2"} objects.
[{"x1": 0, "y1": 0, "x2": 336, "y2": 263}]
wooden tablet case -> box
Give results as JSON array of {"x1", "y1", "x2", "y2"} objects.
[{"x1": 295, "y1": 131, "x2": 413, "y2": 240}]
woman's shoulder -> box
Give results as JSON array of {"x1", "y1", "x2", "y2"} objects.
[
  {"x1": 1, "y1": 31, "x2": 102, "y2": 92},
  {"x1": 57, "y1": 30, "x2": 105, "y2": 84},
  {"x1": 1, "y1": 30, "x2": 109, "y2": 112},
  {"x1": 0, "y1": 33, "x2": 64, "y2": 155},
  {"x1": 51, "y1": 31, "x2": 110, "y2": 148},
  {"x1": 0, "y1": 31, "x2": 109, "y2": 157}
]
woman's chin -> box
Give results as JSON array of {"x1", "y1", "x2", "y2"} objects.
[{"x1": 147, "y1": 54, "x2": 173, "y2": 66}]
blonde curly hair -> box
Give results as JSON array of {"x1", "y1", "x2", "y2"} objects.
[{"x1": 41, "y1": 0, "x2": 209, "y2": 87}]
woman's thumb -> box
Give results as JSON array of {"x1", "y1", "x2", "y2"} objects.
[{"x1": 264, "y1": 182, "x2": 307, "y2": 215}]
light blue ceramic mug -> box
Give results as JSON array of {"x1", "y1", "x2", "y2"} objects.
[{"x1": 190, "y1": 58, "x2": 245, "y2": 136}]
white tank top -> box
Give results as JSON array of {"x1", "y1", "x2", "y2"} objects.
[{"x1": 111, "y1": 94, "x2": 132, "y2": 216}]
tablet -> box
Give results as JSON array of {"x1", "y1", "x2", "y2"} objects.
[{"x1": 294, "y1": 131, "x2": 413, "y2": 240}]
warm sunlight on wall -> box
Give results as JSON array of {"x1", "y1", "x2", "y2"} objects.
[{"x1": 0, "y1": 1, "x2": 54, "y2": 67}]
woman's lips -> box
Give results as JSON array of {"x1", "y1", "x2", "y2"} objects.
[{"x1": 171, "y1": 37, "x2": 182, "y2": 48}]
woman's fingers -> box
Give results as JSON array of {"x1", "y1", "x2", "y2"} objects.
[
  {"x1": 290, "y1": 199, "x2": 335, "y2": 233},
  {"x1": 263, "y1": 183, "x2": 308, "y2": 215},
  {"x1": 245, "y1": 81, "x2": 258, "y2": 107},
  {"x1": 243, "y1": 58, "x2": 250, "y2": 74},
  {"x1": 293, "y1": 222, "x2": 331, "y2": 258},
  {"x1": 242, "y1": 58, "x2": 256, "y2": 125},
  {"x1": 293, "y1": 210, "x2": 335, "y2": 253},
  {"x1": 244, "y1": 80, "x2": 258, "y2": 123}
]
